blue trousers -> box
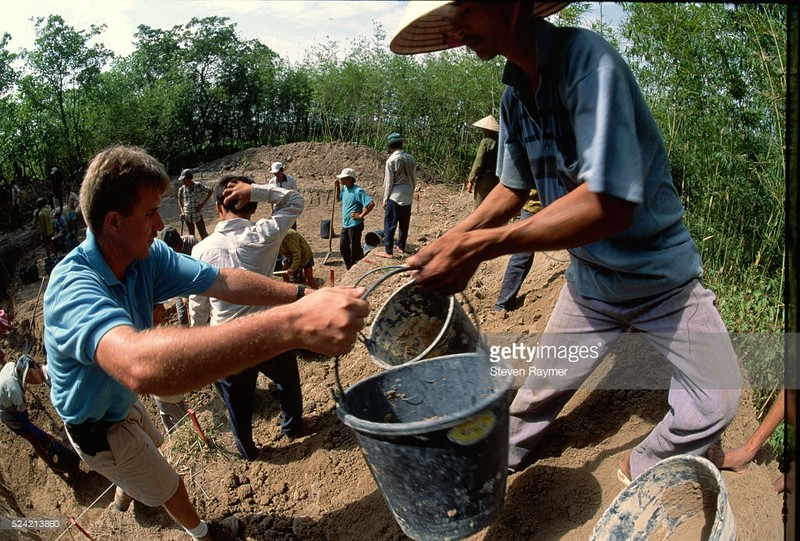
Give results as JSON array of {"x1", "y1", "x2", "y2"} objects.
[
  {"x1": 216, "y1": 350, "x2": 303, "y2": 460},
  {"x1": 383, "y1": 199, "x2": 412, "y2": 254},
  {"x1": 495, "y1": 209, "x2": 535, "y2": 311}
]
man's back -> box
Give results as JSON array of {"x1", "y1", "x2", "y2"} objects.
[
  {"x1": 190, "y1": 184, "x2": 303, "y2": 326},
  {"x1": 384, "y1": 149, "x2": 416, "y2": 204}
]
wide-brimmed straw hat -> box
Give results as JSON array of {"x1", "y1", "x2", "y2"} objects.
[
  {"x1": 390, "y1": 1, "x2": 570, "y2": 55},
  {"x1": 472, "y1": 115, "x2": 500, "y2": 132}
]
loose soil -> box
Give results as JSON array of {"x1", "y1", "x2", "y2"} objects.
[{"x1": 0, "y1": 142, "x2": 786, "y2": 540}]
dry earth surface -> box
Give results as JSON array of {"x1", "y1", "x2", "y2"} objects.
[{"x1": 0, "y1": 142, "x2": 787, "y2": 540}]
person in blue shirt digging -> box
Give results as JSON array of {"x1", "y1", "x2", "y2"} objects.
[{"x1": 335, "y1": 167, "x2": 375, "y2": 270}]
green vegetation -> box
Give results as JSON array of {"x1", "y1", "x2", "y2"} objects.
[{"x1": 0, "y1": 5, "x2": 787, "y2": 393}]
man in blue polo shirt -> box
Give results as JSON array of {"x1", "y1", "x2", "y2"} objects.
[
  {"x1": 394, "y1": 1, "x2": 740, "y2": 484},
  {"x1": 43, "y1": 145, "x2": 368, "y2": 541}
]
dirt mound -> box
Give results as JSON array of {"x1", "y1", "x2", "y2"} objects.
[{"x1": 0, "y1": 142, "x2": 784, "y2": 540}]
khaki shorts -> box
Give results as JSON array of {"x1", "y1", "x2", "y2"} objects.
[{"x1": 67, "y1": 401, "x2": 180, "y2": 507}]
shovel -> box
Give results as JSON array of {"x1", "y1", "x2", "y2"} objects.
[{"x1": 323, "y1": 189, "x2": 336, "y2": 265}]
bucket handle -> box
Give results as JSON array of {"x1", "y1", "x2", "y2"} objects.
[
  {"x1": 353, "y1": 265, "x2": 420, "y2": 299},
  {"x1": 330, "y1": 265, "x2": 482, "y2": 407},
  {"x1": 331, "y1": 266, "x2": 419, "y2": 407}
]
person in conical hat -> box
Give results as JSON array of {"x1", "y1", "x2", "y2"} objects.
[
  {"x1": 394, "y1": 1, "x2": 741, "y2": 486},
  {"x1": 466, "y1": 114, "x2": 500, "y2": 209}
]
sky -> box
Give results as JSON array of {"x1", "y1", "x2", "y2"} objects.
[{"x1": 0, "y1": 1, "x2": 624, "y2": 65}]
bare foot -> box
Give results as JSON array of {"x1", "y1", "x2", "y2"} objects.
[
  {"x1": 618, "y1": 449, "x2": 633, "y2": 485},
  {"x1": 286, "y1": 413, "x2": 320, "y2": 439},
  {"x1": 373, "y1": 250, "x2": 394, "y2": 259},
  {"x1": 706, "y1": 441, "x2": 755, "y2": 472},
  {"x1": 774, "y1": 474, "x2": 786, "y2": 493}
]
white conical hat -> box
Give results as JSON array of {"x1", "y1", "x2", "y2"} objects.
[
  {"x1": 390, "y1": 2, "x2": 571, "y2": 55},
  {"x1": 472, "y1": 115, "x2": 500, "y2": 132}
]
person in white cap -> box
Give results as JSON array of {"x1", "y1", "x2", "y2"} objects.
[
  {"x1": 395, "y1": 1, "x2": 740, "y2": 485},
  {"x1": 334, "y1": 167, "x2": 375, "y2": 269},
  {"x1": 466, "y1": 114, "x2": 500, "y2": 209},
  {"x1": 268, "y1": 162, "x2": 298, "y2": 191},
  {"x1": 268, "y1": 162, "x2": 299, "y2": 229}
]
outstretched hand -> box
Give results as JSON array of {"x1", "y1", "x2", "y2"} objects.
[
  {"x1": 291, "y1": 286, "x2": 370, "y2": 357},
  {"x1": 405, "y1": 232, "x2": 483, "y2": 295}
]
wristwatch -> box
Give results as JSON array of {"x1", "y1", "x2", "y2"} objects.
[{"x1": 296, "y1": 285, "x2": 307, "y2": 300}]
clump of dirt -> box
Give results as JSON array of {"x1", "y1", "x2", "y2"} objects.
[{"x1": 0, "y1": 142, "x2": 785, "y2": 541}]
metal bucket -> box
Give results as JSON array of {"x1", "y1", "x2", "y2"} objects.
[
  {"x1": 320, "y1": 219, "x2": 333, "y2": 239},
  {"x1": 355, "y1": 267, "x2": 484, "y2": 370},
  {"x1": 590, "y1": 455, "x2": 735, "y2": 541}
]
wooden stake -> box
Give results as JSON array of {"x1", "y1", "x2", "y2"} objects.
[
  {"x1": 329, "y1": 269, "x2": 335, "y2": 286},
  {"x1": 69, "y1": 517, "x2": 95, "y2": 540},
  {"x1": 187, "y1": 409, "x2": 209, "y2": 446}
]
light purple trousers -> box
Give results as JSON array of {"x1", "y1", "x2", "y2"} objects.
[{"x1": 508, "y1": 279, "x2": 741, "y2": 478}]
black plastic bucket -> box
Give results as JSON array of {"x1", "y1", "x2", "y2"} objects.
[
  {"x1": 336, "y1": 353, "x2": 514, "y2": 540},
  {"x1": 320, "y1": 219, "x2": 332, "y2": 239},
  {"x1": 363, "y1": 229, "x2": 383, "y2": 253},
  {"x1": 365, "y1": 280, "x2": 483, "y2": 369}
]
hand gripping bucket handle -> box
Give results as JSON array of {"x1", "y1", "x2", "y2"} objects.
[
  {"x1": 331, "y1": 265, "x2": 418, "y2": 406},
  {"x1": 331, "y1": 265, "x2": 483, "y2": 405}
]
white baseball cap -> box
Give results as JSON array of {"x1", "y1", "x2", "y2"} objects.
[
  {"x1": 336, "y1": 168, "x2": 358, "y2": 179},
  {"x1": 270, "y1": 162, "x2": 284, "y2": 173}
]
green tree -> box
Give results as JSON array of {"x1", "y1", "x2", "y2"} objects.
[
  {"x1": 0, "y1": 33, "x2": 19, "y2": 181},
  {"x1": 622, "y1": 3, "x2": 785, "y2": 333},
  {"x1": 23, "y1": 15, "x2": 111, "y2": 174}
]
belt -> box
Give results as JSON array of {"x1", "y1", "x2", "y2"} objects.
[{"x1": 65, "y1": 419, "x2": 115, "y2": 456}]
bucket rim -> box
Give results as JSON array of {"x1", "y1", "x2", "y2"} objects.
[
  {"x1": 367, "y1": 279, "x2": 457, "y2": 370},
  {"x1": 337, "y1": 352, "x2": 514, "y2": 437}
]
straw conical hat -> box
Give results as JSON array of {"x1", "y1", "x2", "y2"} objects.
[
  {"x1": 472, "y1": 115, "x2": 500, "y2": 132},
  {"x1": 390, "y1": 2, "x2": 571, "y2": 55}
]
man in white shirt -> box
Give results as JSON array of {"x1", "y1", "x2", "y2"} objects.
[
  {"x1": 267, "y1": 162, "x2": 299, "y2": 229},
  {"x1": 375, "y1": 132, "x2": 416, "y2": 258},
  {"x1": 267, "y1": 162, "x2": 298, "y2": 191},
  {"x1": 189, "y1": 175, "x2": 317, "y2": 460}
]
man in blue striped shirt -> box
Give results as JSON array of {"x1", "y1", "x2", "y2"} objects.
[{"x1": 393, "y1": 1, "x2": 740, "y2": 484}]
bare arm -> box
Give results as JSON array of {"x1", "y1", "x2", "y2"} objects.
[
  {"x1": 357, "y1": 200, "x2": 375, "y2": 219},
  {"x1": 201, "y1": 267, "x2": 298, "y2": 306},
  {"x1": 406, "y1": 183, "x2": 633, "y2": 294},
  {"x1": 94, "y1": 286, "x2": 368, "y2": 395}
]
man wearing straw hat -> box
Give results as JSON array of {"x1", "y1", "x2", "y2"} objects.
[
  {"x1": 466, "y1": 114, "x2": 500, "y2": 209},
  {"x1": 394, "y1": 1, "x2": 740, "y2": 485}
]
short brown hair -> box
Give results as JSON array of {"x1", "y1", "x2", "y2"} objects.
[{"x1": 80, "y1": 146, "x2": 170, "y2": 234}]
